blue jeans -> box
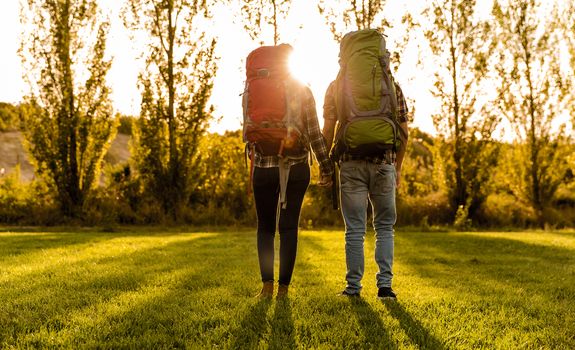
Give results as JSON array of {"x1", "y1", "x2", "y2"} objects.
[{"x1": 340, "y1": 160, "x2": 397, "y2": 294}]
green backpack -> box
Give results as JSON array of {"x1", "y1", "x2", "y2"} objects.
[{"x1": 331, "y1": 29, "x2": 405, "y2": 160}]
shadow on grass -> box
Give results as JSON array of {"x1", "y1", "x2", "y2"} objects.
[
  {"x1": 227, "y1": 298, "x2": 273, "y2": 349},
  {"x1": 0, "y1": 232, "x2": 258, "y2": 348},
  {"x1": 348, "y1": 297, "x2": 397, "y2": 349},
  {"x1": 398, "y1": 232, "x2": 575, "y2": 302},
  {"x1": 268, "y1": 298, "x2": 296, "y2": 350},
  {"x1": 397, "y1": 231, "x2": 575, "y2": 347},
  {"x1": 0, "y1": 228, "x2": 215, "y2": 260},
  {"x1": 299, "y1": 234, "x2": 404, "y2": 348},
  {"x1": 383, "y1": 300, "x2": 445, "y2": 350},
  {"x1": 69, "y1": 235, "x2": 258, "y2": 349},
  {"x1": 0, "y1": 232, "x2": 117, "y2": 260}
]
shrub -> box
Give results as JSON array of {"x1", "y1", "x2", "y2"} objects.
[
  {"x1": 454, "y1": 205, "x2": 472, "y2": 231},
  {"x1": 476, "y1": 193, "x2": 537, "y2": 228},
  {"x1": 397, "y1": 192, "x2": 452, "y2": 226},
  {"x1": 300, "y1": 183, "x2": 343, "y2": 228},
  {"x1": 0, "y1": 166, "x2": 60, "y2": 225},
  {"x1": 0, "y1": 102, "x2": 22, "y2": 131},
  {"x1": 116, "y1": 114, "x2": 134, "y2": 135}
]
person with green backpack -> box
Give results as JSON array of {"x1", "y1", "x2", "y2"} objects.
[{"x1": 322, "y1": 29, "x2": 409, "y2": 300}]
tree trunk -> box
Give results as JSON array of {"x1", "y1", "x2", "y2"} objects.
[
  {"x1": 272, "y1": 0, "x2": 278, "y2": 45},
  {"x1": 167, "y1": 0, "x2": 179, "y2": 218},
  {"x1": 524, "y1": 32, "x2": 543, "y2": 227},
  {"x1": 61, "y1": 0, "x2": 81, "y2": 216},
  {"x1": 449, "y1": 5, "x2": 466, "y2": 213}
]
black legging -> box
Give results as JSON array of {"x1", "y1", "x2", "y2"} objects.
[{"x1": 253, "y1": 162, "x2": 310, "y2": 286}]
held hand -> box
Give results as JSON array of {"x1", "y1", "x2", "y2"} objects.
[
  {"x1": 395, "y1": 169, "x2": 401, "y2": 189},
  {"x1": 318, "y1": 174, "x2": 333, "y2": 187}
]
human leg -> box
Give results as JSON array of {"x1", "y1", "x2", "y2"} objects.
[
  {"x1": 339, "y1": 160, "x2": 370, "y2": 294},
  {"x1": 253, "y1": 166, "x2": 280, "y2": 283},
  {"x1": 369, "y1": 163, "x2": 397, "y2": 289},
  {"x1": 277, "y1": 162, "x2": 310, "y2": 287}
]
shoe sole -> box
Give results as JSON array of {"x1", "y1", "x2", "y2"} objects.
[{"x1": 377, "y1": 296, "x2": 397, "y2": 301}]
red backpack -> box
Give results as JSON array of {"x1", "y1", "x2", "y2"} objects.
[{"x1": 242, "y1": 44, "x2": 306, "y2": 157}]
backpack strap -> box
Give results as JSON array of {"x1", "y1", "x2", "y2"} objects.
[
  {"x1": 330, "y1": 122, "x2": 348, "y2": 162},
  {"x1": 247, "y1": 143, "x2": 256, "y2": 196},
  {"x1": 333, "y1": 68, "x2": 347, "y2": 126},
  {"x1": 330, "y1": 74, "x2": 349, "y2": 162},
  {"x1": 331, "y1": 162, "x2": 339, "y2": 210},
  {"x1": 388, "y1": 80, "x2": 408, "y2": 144},
  {"x1": 278, "y1": 158, "x2": 291, "y2": 209},
  {"x1": 380, "y1": 59, "x2": 408, "y2": 148}
]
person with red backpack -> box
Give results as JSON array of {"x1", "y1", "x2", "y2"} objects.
[
  {"x1": 243, "y1": 44, "x2": 334, "y2": 299},
  {"x1": 322, "y1": 29, "x2": 409, "y2": 300}
]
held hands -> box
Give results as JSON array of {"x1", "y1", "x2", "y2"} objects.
[{"x1": 318, "y1": 174, "x2": 333, "y2": 187}]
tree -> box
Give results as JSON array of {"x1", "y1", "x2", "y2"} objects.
[
  {"x1": 190, "y1": 130, "x2": 253, "y2": 224},
  {"x1": 0, "y1": 102, "x2": 21, "y2": 131},
  {"x1": 422, "y1": 0, "x2": 500, "y2": 223},
  {"x1": 20, "y1": 0, "x2": 116, "y2": 217},
  {"x1": 239, "y1": 0, "x2": 292, "y2": 45},
  {"x1": 557, "y1": 1, "x2": 575, "y2": 126},
  {"x1": 492, "y1": 0, "x2": 571, "y2": 225},
  {"x1": 318, "y1": 0, "x2": 388, "y2": 41},
  {"x1": 398, "y1": 128, "x2": 437, "y2": 198},
  {"x1": 123, "y1": 0, "x2": 217, "y2": 220}
]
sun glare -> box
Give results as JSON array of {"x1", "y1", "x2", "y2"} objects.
[
  {"x1": 288, "y1": 50, "x2": 311, "y2": 85},
  {"x1": 288, "y1": 42, "x2": 339, "y2": 87}
]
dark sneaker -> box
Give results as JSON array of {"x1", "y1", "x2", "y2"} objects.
[
  {"x1": 339, "y1": 290, "x2": 361, "y2": 298},
  {"x1": 377, "y1": 287, "x2": 397, "y2": 300}
]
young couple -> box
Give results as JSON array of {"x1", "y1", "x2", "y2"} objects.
[{"x1": 245, "y1": 29, "x2": 409, "y2": 300}]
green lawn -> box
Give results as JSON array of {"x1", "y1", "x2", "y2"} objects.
[{"x1": 0, "y1": 227, "x2": 574, "y2": 349}]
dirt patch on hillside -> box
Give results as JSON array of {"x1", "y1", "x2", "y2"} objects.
[
  {"x1": 0, "y1": 132, "x2": 131, "y2": 183},
  {"x1": 0, "y1": 132, "x2": 35, "y2": 181}
]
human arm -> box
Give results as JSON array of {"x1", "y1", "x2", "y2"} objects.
[
  {"x1": 322, "y1": 119, "x2": 336, "y2": 153},
  {"x1": 394, "y1": 83, "x2": 409, "y2": 188},
  {"x1": 395, "y1": 121, "x2": 409, "y2": 188},
  {"x1": 320, "y1": 118, "x2": 336, "y2": 187},
  {"x1": 320, "y1": 82, "x2": 339, "y2": 187},
  {"x1": 321, "y1": 81, "x2": 337, "y2": 152},
  {"x1": 303, "y1": 88, "x2": 334, "y2": 185}
]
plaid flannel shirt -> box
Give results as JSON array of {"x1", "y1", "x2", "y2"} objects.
[
  {"x1": 253, "y1": 86, "x2": 334, "y2": 178},
  {"x1": 323, "y1": 81, "x2": 409, "y2": 165}
]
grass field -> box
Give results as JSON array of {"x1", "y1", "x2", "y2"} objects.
[{"x1": 0, "y1": 227, "x2": 574, "y2": 349}]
